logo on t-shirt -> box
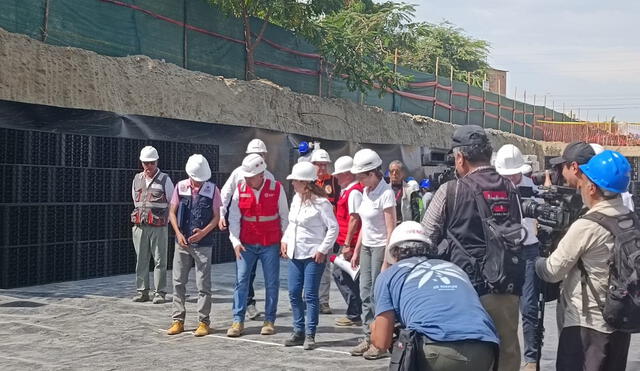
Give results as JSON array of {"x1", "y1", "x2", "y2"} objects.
[{"x1": 399, "y1": 260, "x2": 471, "y2": 291}]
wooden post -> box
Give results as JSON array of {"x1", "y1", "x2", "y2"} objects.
[
  {"x1": 432, "y1": 57, "x2": 439, "y2": 119},
  {"x1": 511, "y1": 86, "x2": 516, "y2": 134},
  {"x1": 42, "y1": 0, "x2": 51, "y2": 42},
  {"x1": 466, "y1": 72, "x2": 471, "y2": 125},
  {"x1": 392, "y1": 48, "x2": 398, "y2": 111},
  {"x1": 183, "y1": 0, "x2": 188, "y2": 69},
  {"x1": 318, "y1": 58, "x2": 323, "y2": 97},
  {"x1": 449, "y1": 66, "x2": 454, "y2": 123},
  {"x1": 482, "y1": 72, "x2": 487, "y2": 128}
]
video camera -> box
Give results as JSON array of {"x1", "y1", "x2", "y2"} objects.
[
  {"x1": 530, "y1": 166, "x2": 564, "y2": 186},
  {"x1": 421, "y1": 147, "x2": 456, "y2": 190},
  {"x1": 518, "y1": 185, "x2": 583, "y2": 233}
]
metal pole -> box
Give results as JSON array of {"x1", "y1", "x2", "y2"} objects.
[
  {"x1": 432, "y1": 57, "x2": 439, "y2": 119},
  {"x1": 42, "y1": 0, "x2": 51, "y2": 42}
]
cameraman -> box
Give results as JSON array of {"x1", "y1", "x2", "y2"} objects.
[
  {"x1": 421, "y1": 125, "x2": 522, "y2": 371},
  {"x1": 495, "y1": 144, "x2": 541, "y2": 371},
  {"x1": 535, "y1": 150, "x2": 632, "y2": 371},
  {"x1": 549, "y1": 141, "x2": 596, "y2": 188}
]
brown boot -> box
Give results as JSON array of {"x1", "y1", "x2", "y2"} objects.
[
  {"x1": 194, "y1": 322, "x2": 211, "y2": 337},
  {"x1": 167, "y1": 321, "x2": 184, "y2": 335}
]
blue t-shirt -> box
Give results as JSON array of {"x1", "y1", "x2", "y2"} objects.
[{"x1": 374, "y1": 257, "x2": 499, "y2": 344}]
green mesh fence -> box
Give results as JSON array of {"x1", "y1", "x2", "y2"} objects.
[{"x1": 0, "y1": 0, "x2": 572, "y2": 139}]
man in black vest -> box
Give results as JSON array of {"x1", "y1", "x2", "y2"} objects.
[{"x1": 421, "y1": 125, "x2": 523, "y2": 371}]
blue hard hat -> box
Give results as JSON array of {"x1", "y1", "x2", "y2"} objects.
[
  {"x1": 579, "y1": 150, "x2": 631, "y2": 194},
  {"x1": 420, "y1": 178, "x2": 431, "y2": 189},
  {"x1": 298, "y1": 141, "x2": 310, "y2": 155},
  {"x1": 384, "y1": 169, "x2": 390, "y2": 177},
  {"x1": 406, "y1": 176, "x2": 415, "y2": 182}
]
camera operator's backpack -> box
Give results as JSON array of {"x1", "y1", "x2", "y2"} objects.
[
  {"x1": 578, "y1": 211, "x2": 640, "y2": 332},
  {"x1": 446, "y1": 178, "x2": 526, "y2": 295}
]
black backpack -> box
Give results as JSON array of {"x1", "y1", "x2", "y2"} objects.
[
  {"x1": 578, "y1": 211, "x2": 640, "y2": 332},
  {"x1": 446, "y1": 178, "x2": 526, "y2": 295}
]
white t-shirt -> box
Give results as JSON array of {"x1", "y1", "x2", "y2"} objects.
[
  {"x1": 343, "y1": 181, "x2": 363, "y2": 214},
  {"x1": 219, "y1": 166, "x2": 275, "y2": 216},
  {"x1": 358, "y1": 179, "x2": 396, "y2": 247}
]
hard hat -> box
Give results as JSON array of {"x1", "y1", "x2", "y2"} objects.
[
  {"x1": 351, "y1": 149, "x2": 383, "y2": 174},
  {"x1": 240, "y1": 153, "x2": 267, "y2": 177},
  {"x1": 589, "y1": 143, "x2": 605, "y2": 155},
  {"x1": 139, "y1": 146, "x2": 159, "y2": 162},
  {"x1": 287, "y1": 161, "x2": 317, "y2": 181},
  {"x1": 298, "y1": 141, "x2": 310, "y2": 155},
  {"x1": 522, "y1": 164, "x2": 533, "y2": 174},
  {"x1": 419, "y1": 178, "x2": 431, "y2": 189},
  {"x1": 407, "y1": 179, "x2": 419, "y2": 193},
  {"x1": 579, "y1": 150, "x2": 631, "y2": 194},
  {"x1": 246, "y1": 139, "x2": 267, "y2": 154},
  {"x1": 185, "y1": 154, "x2": 211, "y2": 182},
  {"x1": 386, "y1": 221, "x2": 431, "y2": 264},
  {"x1": 495, "y1": 144, "x2": 528, "y2": 176},
  {"x1": 332, "y1": 156, "x2": 353, "y2": 176},
  {"x1": 311, "y1": 149, "x2": 331, "y2": 163},
  {"x1": 406, "y1": 176, "x2": 415, "y2": 182}
]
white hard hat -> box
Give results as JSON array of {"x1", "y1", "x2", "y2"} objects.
[
  {"x1": 522, "y1": 164, "x2": 533, "y2": 174},
  {"x1": 407, "y1": 179, "x2": 420, "y2": 193},
  {"x1": 286, "y1": 162, "x2": 317, "y2": 181},
  {"x1": 332, "y1": 156, "x2": 353, "y2": 176},
  {"x1": 386, "y1": 221, "x2": 431, "y2": 264},
  {"x1": 590, "y1": 143, "x2": 605, "y2": 155},
  {"x1": 246, "y1": 138, "x2": 268, "y2": 154},
  {"x1": 311, "y1": 149, "x2": 331, "y2": 163},
  {"x1": 351, "y1": 148, "x2": 382, "y2": 174},
  {"x1": 240, "y1": 153, "x2": 267, "y2": 178},
  {"x1": 185, "y1": 154, "x2": 211, "y2": 182},
  {"x1": 495, "y1": 144, "x2": 528, "y2": 176},
  {"x1": 139, "y1": 146, "x2": 159, "y2": 162}
]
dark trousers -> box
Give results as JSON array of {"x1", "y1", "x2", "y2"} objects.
[
  {"x1": 247, "y1": 259, "x2": 257, "y2": 306},
  {"x1": 520, "y1": 243, "x2": 540, "y2": 362},
  {"x1": 556, "y1": 326, "x2": 631, "y2": 371},
  {"x1": 332, "y1": 261, "x2": 362, "y2": 321}
]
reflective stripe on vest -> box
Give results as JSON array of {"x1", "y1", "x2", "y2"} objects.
[
  {"x1": 131, "y1": 171, "x2": 170, "y2": 226},
  {"x1": 238, "y1": 179, "x2": 282, "y2": 246}
]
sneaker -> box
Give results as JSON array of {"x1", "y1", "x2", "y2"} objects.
[
  {"x1": 152, "y1": 293, "x2": 166, "y2": 304},
  {"x1": 194, "y1": 322, "x2": 211, "y2": 337},
  {"x1": 319, "y1": 303, "x2": 332, "y2": 314},
  {"x1": 303, "y1": 335, "x2": 316, "y2": 350},
  {"x1": 132, "y1": 292, "x2": 150, "y2": 302},
  {"x1": 166, "y1": 321, "x2": 184, "y2": 335},
  {"x1": 284, "y1": 332, "x2": 305, "y2": 347},
  {"x1": 334, "y1": 317, "x2": 362, "y2": 327},
  {"x1": 260, "y1": 321, "x2": 276, "y2": 335},
  {"x1": 350, "y1": 338, "x2": 370, "y2": 356},
  {"x1": 247, "y1": 304, "x2": 259, "y2": 320},
  {"x1": 363, "y1": 344, "x2": 390, "y2": 360},
  {"x1": 226, "y1": 322, "x2": 244, "y2": 337},
  {"x1": 522, "y1": 362, "x2": 537, "y2": 371}
]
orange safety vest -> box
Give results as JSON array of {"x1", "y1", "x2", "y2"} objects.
[{"x1": 238, "y1": 179, "x2": 282, "y2": 246}]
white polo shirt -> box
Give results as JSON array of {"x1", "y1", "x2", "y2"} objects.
[{"x1": 358, "y1": 179, "x2": 396, "y2": 247}]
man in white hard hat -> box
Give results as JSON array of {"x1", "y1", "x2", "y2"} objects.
[
  {"x1": 331, "y1": 156, "x2": 364, "y2": 327},
  {"x1": 495, "y1": 144, "x2": 542, "y2": 371},
  {"x1": 590, "y1": 143, "x2": 635, "y2": 212},
  {"x1": 312, "y1": 148, "x2": 341, "y2": 315},
  {"x1": 166, "y1": 154, "x2": 221, "y2": 337},
  {"x1": 218, "y1": 138, "x2": 275, "y2": 319},
  {"x1": 130, "y1": 146, "x2": 174, "y2": 304},
  {"x1": 225, "y1": 154, "x2": 289, "y2": 337}
]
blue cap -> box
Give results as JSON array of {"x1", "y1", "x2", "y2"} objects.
[
  {"x1": 298, "y1": 141, "x2": 310, "y2": 155},
  {"x1": 420, "y1": 179, "x2": 431, "y2": 189},
  {"x1": 579, "y1": 150, "x2": 631, "y2": 194}
]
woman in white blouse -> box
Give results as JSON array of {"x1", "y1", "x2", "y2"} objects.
[
  {"x1": 281, "y1": 162, "x2": 338, "y2": 350},
  {"x1": 349, "y1": 149, "x2": 396, "y2": 359}
]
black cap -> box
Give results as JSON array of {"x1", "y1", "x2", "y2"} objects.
[
  {"x1": 549, "y1": 141, "x2": 595, "y2": 166},
  {"x1": 451, "y1": 125, "x2": 489, "y2": 150}
]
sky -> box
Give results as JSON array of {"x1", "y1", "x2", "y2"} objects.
[{"x1": 410, "y1": 0, "x2": 640, "y2": 122}]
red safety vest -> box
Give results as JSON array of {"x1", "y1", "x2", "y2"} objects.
[
  {"x1": 336, "y1": 182, "x2": 364, "y2": 246},
  {"x1": 238, "y1": 179, "x2": 282, "y2": 246}
]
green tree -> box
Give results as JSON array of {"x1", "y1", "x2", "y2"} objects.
[{"x1": 399, "y1": 22, "x2": 490, "y2": 86}]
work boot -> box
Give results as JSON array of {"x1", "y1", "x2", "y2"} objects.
[
  {"x1": 334, "y1": 317, "x2": 362, "y2": 327},
  {"x1": 363, "y1": 344, "x2": 390, "y2": 360},
  {"x1": 247, "y1": 304, "x2": 259, "y2": 320},
  {"x1": 194, "y1": 322, "x2": 211, "y2": 337},
  {"x1": 226, "y1": 322, "x2": 244, "y2": 337},
  {"x1": 319, "y1": 303, "x2": 332, "y2": 314},
  {"x1": 303, "y1": 335, "x2": 316, "y2": 350},
  {"x1": 522, "y1": 362, "x2": 537, "y2": 371},
  {"x1": 132, "y1": 292, "x2": 150, "y2": 302},
  {"x1": 166, "y1": 321, "x2": 184, "y2": 335},
  {"x1": 350, "y1": 338, "x2": 370, "y2": 356},
  {"x1": 260, "y1": 321, "x2": 276, "y2": 335},
  {"x1": 152, "y1": 292, "x2": 166, "y2": 304},
  {"x1": 284, "y1": 332, "x2": 305, "y2": 347}
]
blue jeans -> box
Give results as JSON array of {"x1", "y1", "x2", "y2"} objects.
[
  {"x1": 232, "y1": 244, "x2": 280, "y2": 323},
  {"x1": 520, "y1": 243, "x2": 540, "y2": 363},
  {"x1": 288, "y1": 258, "x2": 325, "y2": 336}
]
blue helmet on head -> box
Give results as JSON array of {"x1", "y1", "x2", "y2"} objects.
[
  {"x1": 298, "y1": 141, "x2": 310, "y2": 155},
  {"x1": 420, "y1": 178, "x2": 431, "y2": 189},
  {"x1": 579, "y1": 150, "x2": 631, "y2": 194},
  {"x1": 406, "y1": 176, "x2": 415, "y2": 182}
]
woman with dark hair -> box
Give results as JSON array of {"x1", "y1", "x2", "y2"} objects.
[
  {"x1": 281, "y1": 162, "x2": 338, "y2": 350},
  {"x1": 349, "y1": 148, "x2": 397, "y2": 360}
]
